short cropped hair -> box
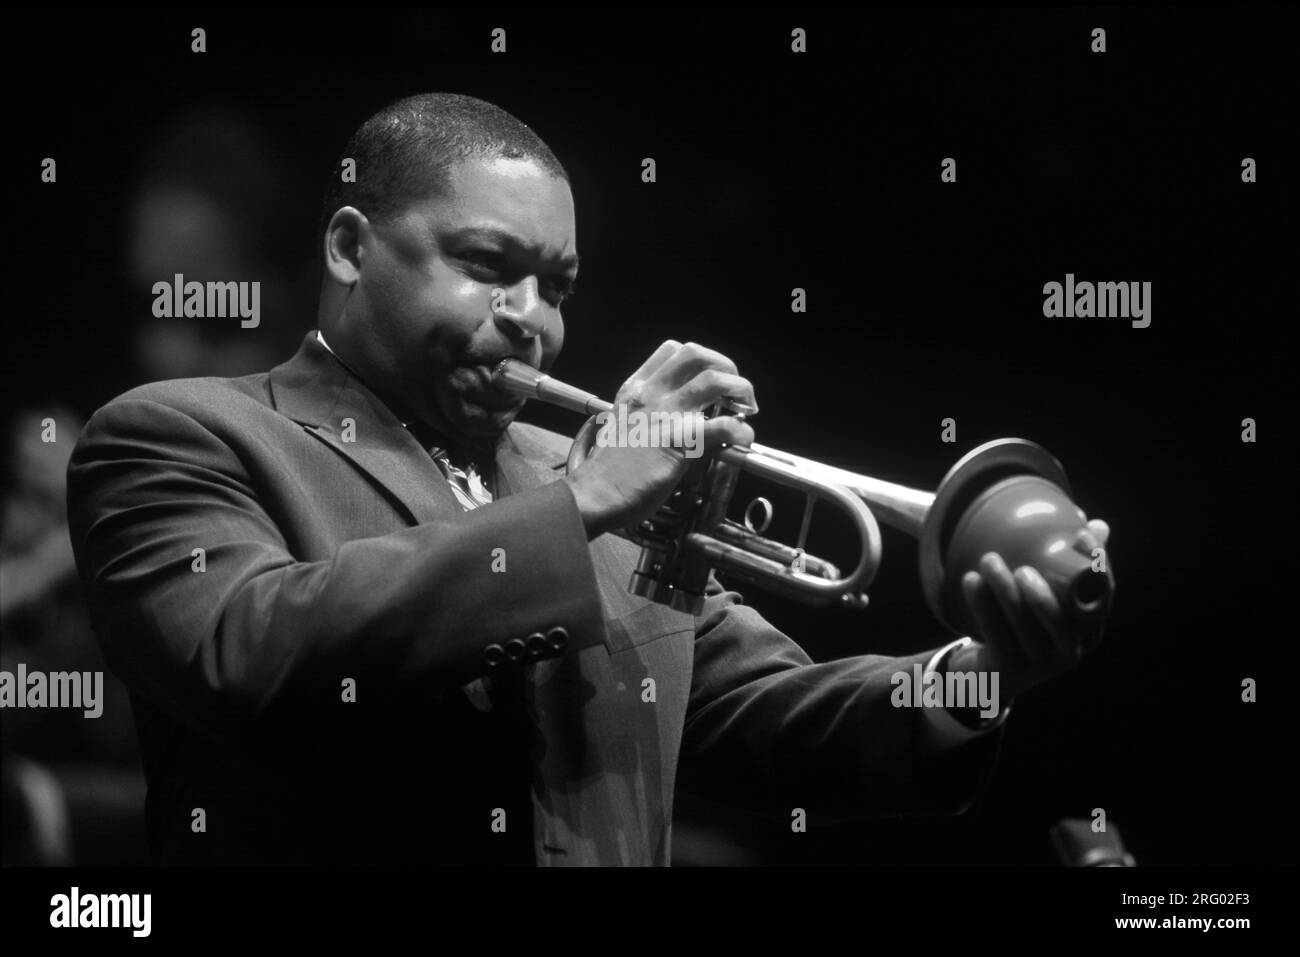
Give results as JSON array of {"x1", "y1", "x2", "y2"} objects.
[{"x1": 318, "y1": 92, "x2": 568, "y2": 241}]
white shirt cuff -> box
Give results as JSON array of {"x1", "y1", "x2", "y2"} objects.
[{"x1": 917, "y1": 636, "x2": 1012, "y2": 749}]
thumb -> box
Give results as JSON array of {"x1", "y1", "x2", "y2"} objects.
[{"x1": 703, "y1": 414, "x2": 754, "y2": 450}]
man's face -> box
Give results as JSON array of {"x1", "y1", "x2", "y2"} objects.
[{"x1": 337, "y1": 155, "x2": 578, "y2": 446}]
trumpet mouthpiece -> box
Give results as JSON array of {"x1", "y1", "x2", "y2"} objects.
[
  {"x1": 492, "y1": 358, "x2": 545, "y2": 397},
  {"x1": 491, "y1": 358, "x2": 611, "y2": 416}
]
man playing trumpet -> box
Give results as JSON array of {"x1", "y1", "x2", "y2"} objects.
[{"x1": 67, "y1": 93, "x2": 1112, "y2": 865}]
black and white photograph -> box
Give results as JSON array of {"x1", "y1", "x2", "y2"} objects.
[{"x1": 1, "y1": 2, "x2": 1292, "y2": 941}]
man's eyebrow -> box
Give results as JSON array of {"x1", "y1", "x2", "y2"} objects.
[{"x1": 448, "y1": 226, "x2": 580, "y2": 270}]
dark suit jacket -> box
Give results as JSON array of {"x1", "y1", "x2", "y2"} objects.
[{"x1": 66, "y1": 331, "x2": 1001, "y2": 865}]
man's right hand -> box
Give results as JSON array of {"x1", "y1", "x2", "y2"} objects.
[{"x1": 565, "y1": 340, "x2": 756, "y2": 539}]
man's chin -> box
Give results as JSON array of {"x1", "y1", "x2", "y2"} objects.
[{"x1": 449, "y1": 400, "x2": 521, "y2": 442}]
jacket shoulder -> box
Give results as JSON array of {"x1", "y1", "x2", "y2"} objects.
[
  {"x1": 72, "y1": 375, "x2": 277, "y2": 459},
  {"x1": 95, "y1": 373, "x2": 271, "y2": 419}
]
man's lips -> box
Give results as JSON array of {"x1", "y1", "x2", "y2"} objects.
[{"x1": 470, "y1": 362, "x2": 527, "y2": 409}]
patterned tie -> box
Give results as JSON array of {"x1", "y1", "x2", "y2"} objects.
[
  {"x1": 406, "y1": 422, "x2": 496, "y2": 509},
  {"x1": 432, "y1": 451, "x2": 494, "y2": 509}
]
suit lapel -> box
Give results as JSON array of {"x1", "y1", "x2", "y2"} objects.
[
  {"x1": 268, "y1": 331, "x2": 579, "y2": 525},
  {"x1": 268, "y1": 332, "x2": 462, "y2": 525},
  {"x1": 269, "y1": 333, "x2": 649, "y2": 651}
]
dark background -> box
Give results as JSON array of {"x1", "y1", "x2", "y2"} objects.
[{"x1": 4, "y1": 5, "x2": 1293, "y2": 866}]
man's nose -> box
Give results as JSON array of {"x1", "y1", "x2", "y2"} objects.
[{"x1": 492, "y1": 277, "x2": 546, "y2": 340}]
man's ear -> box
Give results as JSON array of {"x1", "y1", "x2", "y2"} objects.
[{"x1": 322, "y1": 206, "x2": 368, "y2": 287}]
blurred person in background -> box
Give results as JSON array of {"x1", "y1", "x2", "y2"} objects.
[
  {"x1": 125, "y1": 108, "x2": 315, "y2": 383},
  {"x1": 1, "y1": 404, "x2": 141, "y2": 865},
  {"x1": 2, "y1": 107, "x2": 314, "y2": 865}
]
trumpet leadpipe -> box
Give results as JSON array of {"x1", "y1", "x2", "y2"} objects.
[
  {"x1": 493, "y1": 358, "x2": 758, "y2": 419},
  {"x1": 747, "y1": 443, "x2": 934, "y2": 535}
]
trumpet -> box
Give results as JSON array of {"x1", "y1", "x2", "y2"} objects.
[{"x1": 493, "y1": 359, "x2": 1113, "y2": 633}]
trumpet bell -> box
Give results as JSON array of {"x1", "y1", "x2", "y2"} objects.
[{"x1": 919, "y1": 439, "x2": 1114, "y2": 638}]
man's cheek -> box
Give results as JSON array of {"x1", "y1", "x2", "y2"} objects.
[
  {"x1": 539, "y1": 322, "x2": 564, "y2": 370},
  {"x1": 443, "y1": 276, "x2": 490, "y2": 314}
]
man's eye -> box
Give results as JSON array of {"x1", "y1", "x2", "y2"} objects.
[
  {"x1": 463, "y1": 251, "x2": 506, "y2": 274},
  {"x1": 544, "y1": 279, "x2": 576, "y2": 306}
]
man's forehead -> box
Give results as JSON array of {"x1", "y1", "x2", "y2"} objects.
[{"x1": 430, "y1": 155, "x2": 577, "y2": 258}]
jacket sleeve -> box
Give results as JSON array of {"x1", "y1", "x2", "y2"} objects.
[
  {"x1": 680, "y1": 579, "x2": 1003, "y2": 818},
  {"x1": 65, "y1": 396, "x2": 609, "y2": 740}
]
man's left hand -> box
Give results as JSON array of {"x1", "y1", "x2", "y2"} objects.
[{"x1": 951, "y1": 518, "x2": 1112, "y2": 701}]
